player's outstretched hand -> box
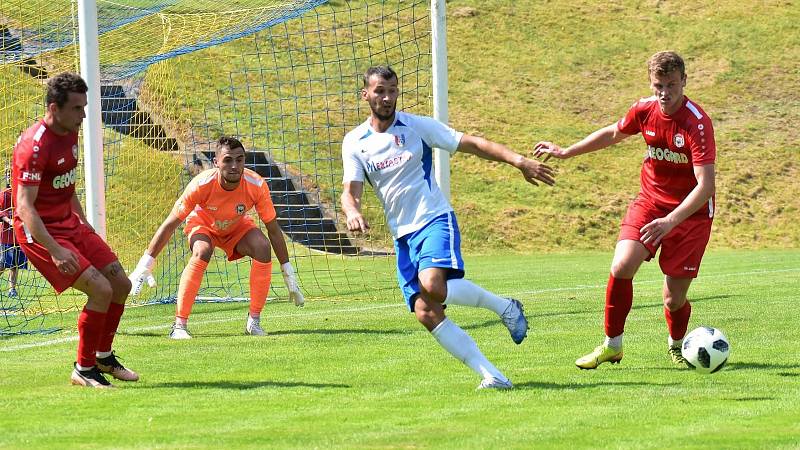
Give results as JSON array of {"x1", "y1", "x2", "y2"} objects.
[
  {"x1": 129, "y1": 253, "x2": 156, "y2": 296},
  {"x1": 518, "y1": 157, "x2": 555, "y2": 186},
  {"x1": 281, "y1": 262, "x2": 304, "y2": 307},
  {"x1": 533, "y1": 141, "x2": 569, "y2": 162}
]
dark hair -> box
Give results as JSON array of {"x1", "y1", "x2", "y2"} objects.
[
  {"x1": 46, "y1": 72, "x2": 88, "y2": 107},
  {"x1": 216, "y1": 136, "x2": 245, "y2": 154},
  {"x1": 648, "y1": 51, "x2": 685, "y2": 78},
  {"x1": 362, "y1": 65, "x2": 398, "y2": 88}
]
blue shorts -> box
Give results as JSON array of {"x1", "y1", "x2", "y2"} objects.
[
  {"x1": 394, "y1": 212, "x2": 465, "y2": 311},
  {"x1": 1, "y1": 244, "x2": 28, "y2": 270}
]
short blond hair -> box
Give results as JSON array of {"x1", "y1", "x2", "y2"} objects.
[{"x1": 648, "y1": 51, "x2": 685, "y2": 77}]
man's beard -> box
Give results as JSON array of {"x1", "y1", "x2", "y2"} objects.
[
  {"x1": 371, "y1": 102, "x2": 396, "y2": 121},
  {"x1": 222, "y1": 172, "x2": 241, "y2": 184}
]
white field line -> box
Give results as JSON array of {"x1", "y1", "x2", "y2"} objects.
[
  {"x1": 508, "y1": 267, "x2": 800, "y2": 296},
  {"x1": 2, "y1": 267, "x2": 797, "y2": 352},
  {"x1": 0, "y1": 304, "x2": 399, "y2": 352}
]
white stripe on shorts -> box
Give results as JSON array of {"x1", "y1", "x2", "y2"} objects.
[{"x1": 446, "y1": 212, "x2": 457, "y2": 269}]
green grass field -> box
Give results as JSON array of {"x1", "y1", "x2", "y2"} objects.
[
  {"x1": 1, "y1": 1, "x2": 799, "y2": 448},
  {"x1": 2, "y1": 249, "x2": 798, "y2": 449}
]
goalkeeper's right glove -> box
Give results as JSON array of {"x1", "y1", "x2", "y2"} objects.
[
  {"x1": 129, "y1": 253, "x2": 156, "y2": 296},
  {"x1": 281, "y1": 262, "x2": 304, "y2": 307}
]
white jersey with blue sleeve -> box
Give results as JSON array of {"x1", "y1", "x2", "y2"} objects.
[{"x1": 342, "y1": 111, "x2": 463, "y2": 238}]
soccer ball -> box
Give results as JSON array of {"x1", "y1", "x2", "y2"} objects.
[{"x1": 681, "y1": 326, "x2": 730, "y2": 374}]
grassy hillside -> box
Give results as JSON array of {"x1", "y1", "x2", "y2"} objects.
[
  {"x1": 2, "y1": 0, "x2": 797, "y2": 259},
  {"x1": 444, "y1": 0, "x2": 799, "y2": 252}
]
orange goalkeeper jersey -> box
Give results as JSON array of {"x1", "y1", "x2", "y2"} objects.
[{"x1": 172, "y1": 168, "x2": 276, "y2": 236}]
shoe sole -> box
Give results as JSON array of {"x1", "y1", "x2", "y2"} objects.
[{"x1": 70, "y1": 375, "x2": 114, "y2": 388}]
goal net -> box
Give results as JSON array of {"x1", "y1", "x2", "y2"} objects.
[{"x1": 0, "y1": 0, "x2": 433, "y2": 334}]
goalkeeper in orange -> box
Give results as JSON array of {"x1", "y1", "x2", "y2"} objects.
[{"x1": 129, "y1": 136, "x2": 304, "y2": 339}]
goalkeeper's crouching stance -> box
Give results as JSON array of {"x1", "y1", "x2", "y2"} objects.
[{"x1": 129, "y1": 136, "x2": 304, "y2": 339}]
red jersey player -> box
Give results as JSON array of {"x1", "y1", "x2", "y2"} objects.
[
  {"x1": 128, "y1": 136, "x2": 303, "y2": 339},
  {"x1": 13, "y1": 73, "x2": 138, "y2": 387},
  {"x1": 534, "y1": 51, "x2": 716, "y2": 369},
  {"x1": 0, "y1": 180, "x2": 27, "y2": 298}
]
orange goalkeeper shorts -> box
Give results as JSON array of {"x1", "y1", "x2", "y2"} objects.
[{"x1": 184, "y1": 216, "x2": 258, "y2": 261}]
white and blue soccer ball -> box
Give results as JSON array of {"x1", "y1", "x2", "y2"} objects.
[{"x1": 681, "y1": 326, "x2": 730, "y2": 374}]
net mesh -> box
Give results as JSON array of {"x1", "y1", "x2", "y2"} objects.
[{"x1": 0, "y1": 0, "x2": 432, "y2": 334}]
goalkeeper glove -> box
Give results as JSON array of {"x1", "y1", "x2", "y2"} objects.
[
  {"x1": 281, "y1": 262, "x2": 304, "y2": 307},
  {"x1": 129, "y1": 253, "x2": 156, "y2": 296}
]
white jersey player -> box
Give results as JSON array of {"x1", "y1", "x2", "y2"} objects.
[{"x1": 340, "y1": 65, "x2": 555, "y2": 389}]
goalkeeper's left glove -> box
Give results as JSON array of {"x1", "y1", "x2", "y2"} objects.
[
  {"x1": 281, "y1": 262, "x2": 304, "y2": 307},
  {"x1": 129, "y1": 253, "x2": 156, "y2": 296}
]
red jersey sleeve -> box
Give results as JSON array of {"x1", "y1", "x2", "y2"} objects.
[
  {"x1": 617, "y1": 100, "x2": 643, "y2": 135},
  {"x1": 14, "y1": 134, "x2": 48, "y2": 186},
  {"x1": 687, "y1": 115, "x2": 716, "y2": 166}
]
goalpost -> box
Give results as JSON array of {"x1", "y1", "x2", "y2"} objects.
[{"x1": 0, "y1": 0, "x2": 449, "y2": 335}]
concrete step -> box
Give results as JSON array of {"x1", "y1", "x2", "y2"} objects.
[{"x1": 100, "y1": 84, "x2": 178, "y2": 151}]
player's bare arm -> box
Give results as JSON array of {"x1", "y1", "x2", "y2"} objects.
[
  {"x1": 640, "y1": 164, "x2": 715, "y2": 246},
  {"x1": 70, "y1": 192, "x2": 88, "y2": 223},
  {"x1": 144, "y1": 212, "x2": 184, "y2": 259},
  {"x1": 265, "y1": 218, "x2": 290, "y2": 265},
  {"x1": 15, "y1": 184, "x2": 79, "y2": 275},
  {"x1": 129, "y1": 212, "x2": 183, "y2": 295},
  {"x1": 457, "y1": 134, "x2": 555, "y2": 186},
  {"x1": 341, "y1": 181, "x2": 369, "y2": 233},
  {"x1": 534, "y1": 123, "x2": 632, "y2": 162}
]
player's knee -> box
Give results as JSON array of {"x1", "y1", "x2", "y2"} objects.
[
  {"x1": 87, "y1": 276, "x2": 114, "y2": 301},
  {"x1": 417, "y1": 276, "x2": 446, "y2": 303},
  {"x1": 116, "y1": 275, "x2": 133, "y2": 296},
  {"x1": 663, "y1": 294, "x2": 686, "y2": 311},
  {"x1": 191, "y1": 242, "x2": 214, "y2": 261},
  {"x1": 610, "y1": 260, "x2": 636, "y2": 279},
  {"x1": 250, "y1": 247, "x2": 271, "y2": 263}
]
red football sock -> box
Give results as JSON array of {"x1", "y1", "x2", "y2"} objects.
[
  {"x1": 604, "y1": 274, "x2": 633, "y2": 338},
  {"x1": 97, "y1": 302, "x2": 125, "y2": 353},
  {"x1": 77, "y1": 307, "x2": 107, "y2": 367},
  {"x1": 665, "y1": 301, "x2": 692, "y2": 340}
]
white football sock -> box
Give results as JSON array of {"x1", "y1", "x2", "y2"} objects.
[
  {"x1": 96, "y1": 350, "x2": 112, "y2": 358},
  {"x1": 668, "y1": 336, "x2": 683, "y2": 348},
  {"x1": 604, "y1": 334, "x2": 623, "y2": 350},
  {"x1": 431, "y1": 318, "x2": 508, "y2": 381},
  {"x1": 76, "y1": 363, "x2": 94, "y2": 371},
  {"x1": 175, "y1": 317, "x2": 188, "y2": 327},
  {"x1": 444, "y1": 279, "x2": 510, "y2": 316}
]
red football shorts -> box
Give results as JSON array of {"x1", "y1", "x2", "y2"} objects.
[
  {"x1": 184, "y1": 216, "x2": 257, "y2": 261},
  {"x1": 619, "y1": 197, "x2": 712, "y2": 279},
  {"x1": 19, "y1": 222, "x2": 119, "y2": 293}
]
